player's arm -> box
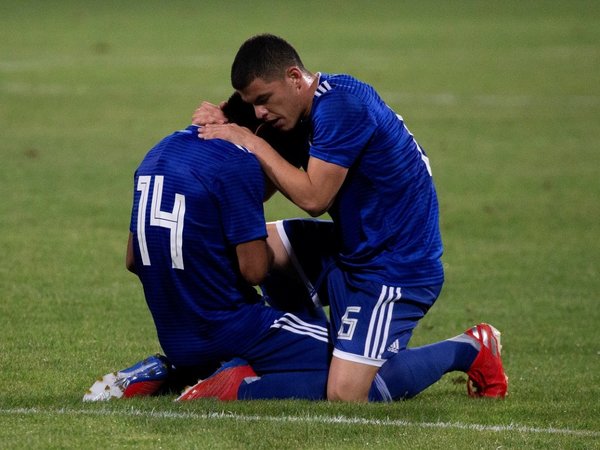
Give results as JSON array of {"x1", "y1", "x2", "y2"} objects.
[
  {"x1": 126, "y1": 232, "x2": 136, "y2": 274},
  {"x1": 262, "y1": 149, "x2": 347, "y2": 216},
  {"x1": 236, "y1": 238, "x2": 273, "y2": 285},
  {"x1": 200, "y1": 124, "x2": 347, "y2": 216}
]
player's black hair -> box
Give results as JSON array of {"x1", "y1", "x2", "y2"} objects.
[
  {"x1": 256, "y1": 120, "x2": 309, "y2": 170},
  {"x1": 221, "y1": 91, "x2": 309, "y2": 169},
  {"x1": 221, "y1": 92, "x2": 262, "y2": 132},
  {"x1": 231, "y1": 34, "x2": 306, "y2": 90}
]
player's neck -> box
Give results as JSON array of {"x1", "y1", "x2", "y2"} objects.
[
  {"x1": 307, "y1": 72, "x2": 320, "y2": 94},
  {"x1": 303, "y1": 72, "x2": 320, "y2": 118}
]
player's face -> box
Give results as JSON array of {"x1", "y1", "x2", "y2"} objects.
[{"x1": 240, "y1": 73, "x2": 306, "y2": 132}]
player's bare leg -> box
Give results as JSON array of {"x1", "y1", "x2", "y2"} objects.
[
  {"x1": 266, "y1": 221, "x2": 291, "y2": 270},
  {"x1": 327, "y1": 357, "x2": 379, "y2": 402}
]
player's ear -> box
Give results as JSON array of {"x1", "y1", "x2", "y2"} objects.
[{"x1": 286, "y1": 67, "x2": 302, "y2": 85}]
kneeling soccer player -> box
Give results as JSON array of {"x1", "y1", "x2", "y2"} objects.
[{"x1": 84, "y1": 93, "x2": 330, "y2": 402}]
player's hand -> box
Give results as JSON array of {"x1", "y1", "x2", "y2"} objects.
[
  {"x1": 192, "y1": 101, "x2": 228, "y2": 125},
  {"x1": 198, "y1": 123, "x2": 255, "y2": 148}
]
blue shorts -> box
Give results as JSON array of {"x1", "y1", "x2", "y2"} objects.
[
  {"x1": 167, "y1": 301, "x2": 331, "y2": 376},
  {"x1": 242, "y1": 307, "x2": 331, "y2": 375},
  {"x1": 327, "y1": 270, "x2": 442, "y2": 367},
  {"x1": 275, "y1": 218, "x2": 443, "y2": 368},
  {"x1": 169, "y1": 305, "x2": 330, "y2": 390}
]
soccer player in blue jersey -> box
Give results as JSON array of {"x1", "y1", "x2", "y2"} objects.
[
  {"x1": 196, "y1": 34, "x2": 508, "y2": 402},
  {"x1": 84, "y1": 93, "x2": 331, "y2": 402}
]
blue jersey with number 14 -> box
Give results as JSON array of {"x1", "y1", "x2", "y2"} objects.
[
  {"x1": 310, "y1": 73, "x2": 444, "y2": 286},
  {"x1": 129, "y1": 125, "x2": 270, "y2": 367}
]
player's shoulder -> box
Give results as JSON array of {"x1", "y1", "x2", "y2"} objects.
[
  {"x1": 140, "y1": 126, "x2": 258, "y2": 172},
  {"x1": 316, "y1": 73, "x2": 366, "y2": 94},
  {"x1": 143, "y1": 125, "x2": 201, "y2": 155},
  {"x1": 313, "y1": 74, "x2": 372, "y2": 122},
  {"x1": 315, "y1": 73, "x2": 370, "y2": 105},
  {"x1": 209, "y1": 142, "x2": 261, "y2": 179},
  {"x1": 172, "y1": 126, "x2": 255, "y2": 160}
]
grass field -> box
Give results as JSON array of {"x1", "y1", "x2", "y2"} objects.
[{"x1": 1, "y1": 0, "x2": 599, "y2": 448}]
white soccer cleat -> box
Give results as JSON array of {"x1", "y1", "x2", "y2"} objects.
[
  {"x1": 83, "y1": 372, "x2": 125, "y2": 402},
  {"x1": 83, "y1": 354, "x2": 170, "y2": 401}
]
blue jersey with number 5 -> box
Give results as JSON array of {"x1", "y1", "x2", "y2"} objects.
[
  {"x1": 310, "y1": 73, "x2": 444, "y2": 286},
  {"x1": 129, "y1": 125, "x2": 268, "y2": 367}
]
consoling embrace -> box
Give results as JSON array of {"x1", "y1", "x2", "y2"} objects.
[{"x1": 85, "y1": 34, "x2": 507, "y2": 403}]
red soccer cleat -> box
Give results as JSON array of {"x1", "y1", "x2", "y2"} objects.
[
  {"x1": 465, "y1": 323, "x2": 508, "y2": 398},
  {"x1": 175, "y1": 358, "x2": 257, "y2": 402}
]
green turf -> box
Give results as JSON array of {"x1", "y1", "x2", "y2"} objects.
[{"x1": 1, "y1": 0, "x2": 599, "y2": 448}]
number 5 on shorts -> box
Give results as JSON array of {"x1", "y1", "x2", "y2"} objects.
[{"x1": 337, "y1": 306, "x2": 361, "y2": 340}]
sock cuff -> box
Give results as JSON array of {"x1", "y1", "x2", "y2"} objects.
[{"x1": 371, "y1": 373, "x2": 393, "y2": 402}]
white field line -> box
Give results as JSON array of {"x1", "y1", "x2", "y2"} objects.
[{"x1": 0, "y1": 407, "x2": 598, "y2": 438}]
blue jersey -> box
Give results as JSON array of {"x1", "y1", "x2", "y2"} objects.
[
  {"x1": 309, "y1": 73, "x2": 444, "y2": 286},
  {"x1": 129, "y1": 125, "x2": 271, "y2": 367}
]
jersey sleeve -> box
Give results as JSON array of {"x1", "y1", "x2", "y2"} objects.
[
  {"x1": 309, "y1": 91, "x2": 377, "y2": 168},
  {"x1": 212, "y1": 151, "x2": 267, "y2": 246}
]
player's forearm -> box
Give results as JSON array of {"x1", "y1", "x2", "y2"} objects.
[
  {"x1": 197, "y1": 123, "x2": 338, "y2": 215},
  {"x1": 237, "y1": 239, "x2": 271, "y2": 286},
  {"x1": 247, "y1": 136, "x2": 331, "y2": 216}
]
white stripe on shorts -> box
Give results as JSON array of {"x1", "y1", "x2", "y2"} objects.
[
  {"x1": 271, "y1": 313, "x2": 329, "y2": 343},
  {"x1": 364, "y1": 285, "x2": 401, "y2": 360}
]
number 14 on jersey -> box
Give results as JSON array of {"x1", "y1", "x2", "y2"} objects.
[{"x1": 136, "y1": 175, "x2": 186, "y2": 269}]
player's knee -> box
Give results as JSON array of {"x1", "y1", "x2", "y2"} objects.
[
  {"x1": 326, "y1": 358, "x2": 377, "y2": 402},
  {"x1": 326, "y1": 377, "x2": 369, "y2": 403}
]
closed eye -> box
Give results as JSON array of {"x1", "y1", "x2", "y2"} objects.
[{"x1": 254, "y1": 94, "x2": 271, "y2": 106}]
